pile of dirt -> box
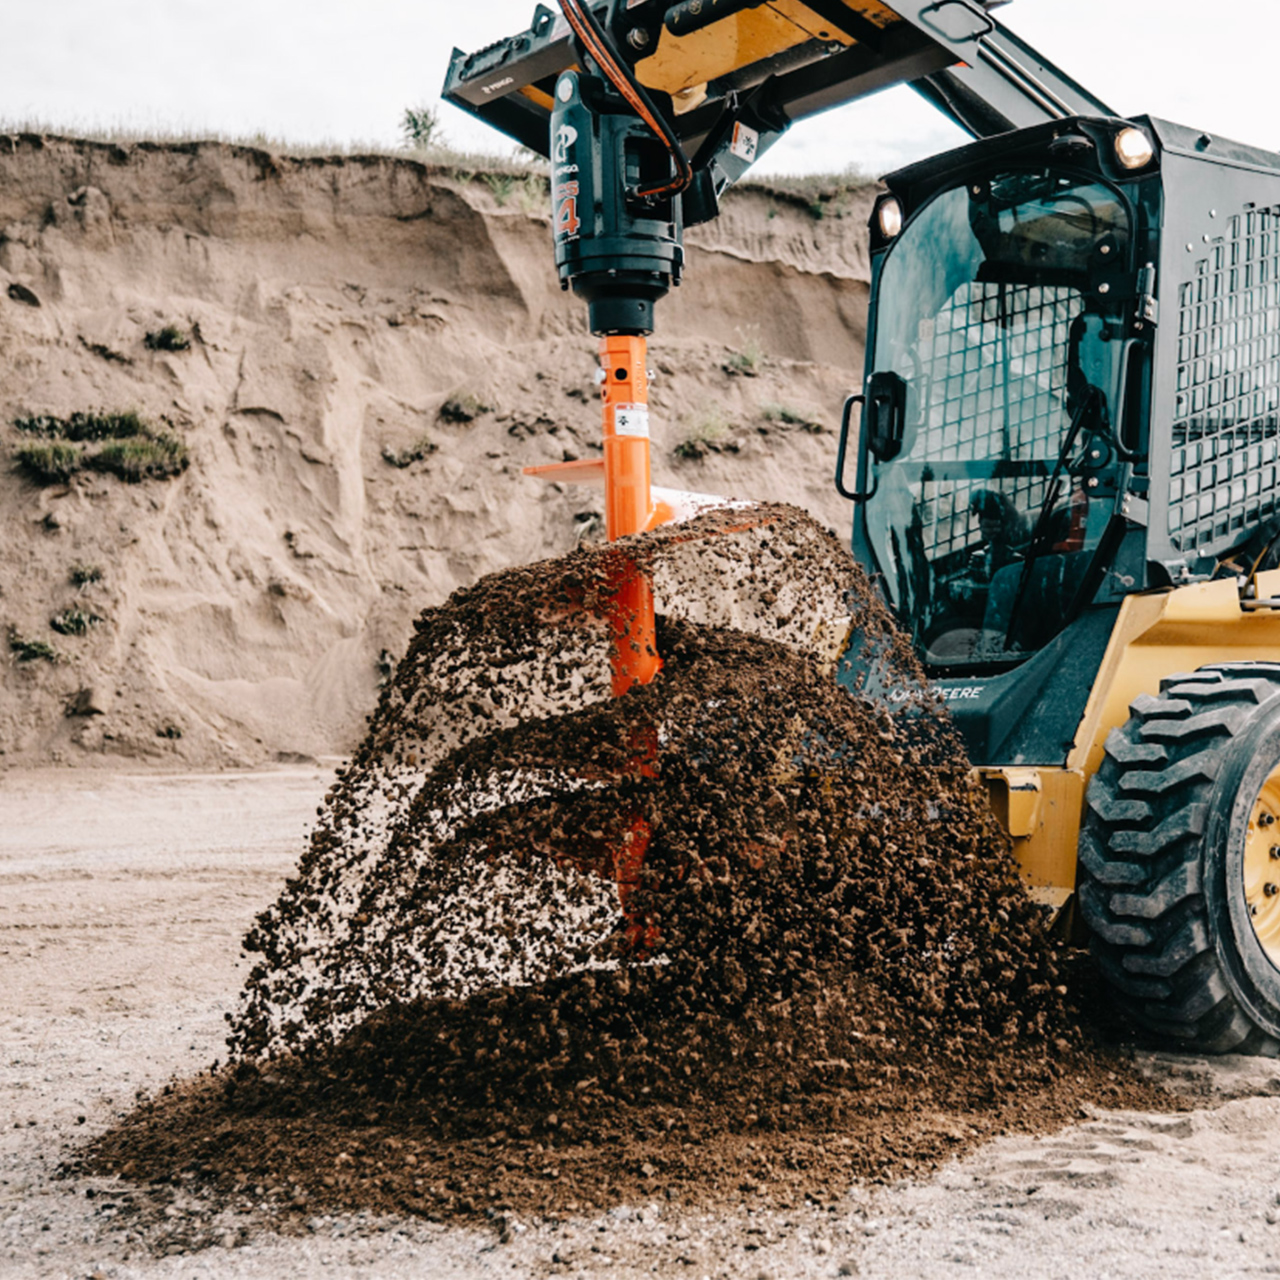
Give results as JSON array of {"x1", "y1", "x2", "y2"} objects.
[{"x1": 82, "y1": 506, "x2": 1175, "y2": 1220}]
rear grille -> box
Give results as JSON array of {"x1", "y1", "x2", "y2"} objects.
[{"x1": 1171, "y1": 206, "x2": 1280, "y2": 552}]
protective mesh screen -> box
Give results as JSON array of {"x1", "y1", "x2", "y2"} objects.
[
  {"x1": 1171, "y1": 206, "x2": 1280, "y2": 552},
  {"x1": 912, "y1": 282, "x2": 1080, "y2": 564}
]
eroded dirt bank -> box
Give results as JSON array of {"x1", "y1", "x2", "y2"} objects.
[
  {"x1": 0, "y1": 135, "x2": 871, "y2": 769},
  {"x1": 11, "y1": 135, "x2": 1280, "y2": 1280}
]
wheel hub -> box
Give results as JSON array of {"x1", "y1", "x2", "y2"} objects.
[{"x1": 1245, "y1": 769, "x2": 1280, "y2": 967}]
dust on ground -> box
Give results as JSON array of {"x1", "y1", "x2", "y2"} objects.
[{"x1": 7, "y1": 767, "x2": 1280, "y2": 1278}]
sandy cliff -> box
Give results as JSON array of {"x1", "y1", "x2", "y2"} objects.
[{"x1": 0, "y1": 136, "x2": 873, "y2": 766}]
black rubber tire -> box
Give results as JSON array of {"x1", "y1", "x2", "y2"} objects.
[{"x1": 1078, "y1": 662, "x2": 1280, "y2": 1056}]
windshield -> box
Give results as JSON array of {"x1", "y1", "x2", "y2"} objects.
[{"x1": 864, "y1": 169, "x2": 1134, "y2": 670}]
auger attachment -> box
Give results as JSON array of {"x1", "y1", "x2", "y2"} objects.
[{"x1": 518, "y1": 8, "x2": 789, "y2": 940}]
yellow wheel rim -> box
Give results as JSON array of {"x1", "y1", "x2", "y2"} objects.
[{"x1": 1245, "y1": 765, "x2": 1280, "y2": 966}]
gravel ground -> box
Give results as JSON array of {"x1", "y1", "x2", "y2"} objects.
[{"x1": 5, "y1": 767, "x2": 1280, "y2": 1279}]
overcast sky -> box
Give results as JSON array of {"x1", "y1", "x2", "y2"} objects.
[{"x1": 2, "y1": 2, "x2": 1277, "y2": 177}]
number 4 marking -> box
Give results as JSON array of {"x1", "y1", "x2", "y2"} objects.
[{"x1": 556, "y1": 181, "x2": 581, "y2": 239}]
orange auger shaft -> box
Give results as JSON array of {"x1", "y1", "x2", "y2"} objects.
[
  {"x1": 599, "y1": 333, "x2": 662, "y2": 696},
  {"x1": 598, "y1": 335, "x2": 661, "y2": 946},
  {"x1": 600, "y1": 333, "x2": 653, "y2": 541},
  {"x1": 520, "y1": 333, "x2": 662, "y2": 943}
]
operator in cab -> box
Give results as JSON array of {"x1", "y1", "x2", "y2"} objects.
[
  {"x1": 942, "y1": 488, "x2": 1028, "y2": 632},
  {"x1": 969, "y1": 489, "x2": 1028, "y2": 584}
]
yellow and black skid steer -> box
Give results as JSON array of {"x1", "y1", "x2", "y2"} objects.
[{"x1": 445, "y1": 1, "x2": 1280, "y2": 1055}]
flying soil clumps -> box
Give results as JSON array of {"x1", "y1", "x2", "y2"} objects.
[{"x1": 83, "y1": 504, "x2": 1174, "y2": 1220}]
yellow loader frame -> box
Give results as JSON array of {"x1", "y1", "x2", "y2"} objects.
[{"x1": 981, "y1": 570, "x2": 1280, "y2": 913}]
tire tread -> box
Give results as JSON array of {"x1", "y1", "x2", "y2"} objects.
[{"x1": 1079, "y1": 662, "x2": 1280, "y2": 1053}]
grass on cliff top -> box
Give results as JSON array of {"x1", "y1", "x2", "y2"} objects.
[
  {"x1": 739, "y1": 165, "x2": 878, "y2": 202},
  {"x1": 0, "y1": 118, "x2": 549, "y2": 177},
  {"x1": 0, "y1": 118, "x2": 878, "y2": 198}
]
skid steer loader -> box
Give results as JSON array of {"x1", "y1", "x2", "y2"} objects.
[{"x1": 445, "y1": 0, "x2": 1280, "y2": 1055}]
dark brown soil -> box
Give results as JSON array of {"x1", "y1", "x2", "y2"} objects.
[
  {"x1": 80, "y1": 505, "x2": 1177, "y2": 1222},
  {"x1": 83, "y1": 1023, "x2": 1170, "y2": 1225}
]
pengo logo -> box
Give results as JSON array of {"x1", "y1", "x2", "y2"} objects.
[{"x1": 554, "y1": 123, "x2": 578, "y2": 165}]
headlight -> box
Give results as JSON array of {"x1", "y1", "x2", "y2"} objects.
[
  {"x1": 1114, "y1": 126, "x2": 1155, "y2": 170},
  {"x1": 877, "y1": 196, "x2": 904, "y2": 239}
]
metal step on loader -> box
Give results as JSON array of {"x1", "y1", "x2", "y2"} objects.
[{"x1": 444, "y1": 0, "x2": 1280, "y2": 1056}]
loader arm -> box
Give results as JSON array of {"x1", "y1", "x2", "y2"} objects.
[{"x1": 444, "y1": 1, "x2": 1112, "y2": 222}]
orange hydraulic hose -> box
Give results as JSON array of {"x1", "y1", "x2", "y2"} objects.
[{"x1": 558, "y1": 0, "x2": 693, "y2": 201}]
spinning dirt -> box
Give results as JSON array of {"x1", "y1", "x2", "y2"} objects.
[{"x1": 82, "y1": 506, "x2": 1172, "y2": 1220}]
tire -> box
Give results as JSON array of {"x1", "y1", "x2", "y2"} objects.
[{"x1": 1078, "y1": 662, "x2": 1280, "y2": 1056}]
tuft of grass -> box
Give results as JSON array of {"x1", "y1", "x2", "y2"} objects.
[
  {"x1": 13, "y1": 411, "x2": 189, "y2": 486},
  {"x1": 8, "y1": 630, "x2": 62, "y2": 663},
  {"x1": 50, "y1": 607, "x2": 103, "y2": 636},
  {"x1": 144, "y1": 325, "x2": 191, "y2": 352},
  {"x1": 482, "y1": 170, "x2": 547, "y2": 211},
  {"x1": 401, "y1": 105, "x2": 443, "y2": 151},
  {"x1": 15, "y1": 410, "x2": 149, "y2": 442},
  {"x1": 674, "y1": 405, "x2": 732, "y2": 460},
  {"x1": 439, "y1": 393, "x2": 493, "y2": 424},
  {"x1": 517, "y1": 174, "x2": 550, "y2": 214},
  {"x1": 16, "y1": 443, "x2": 82, "y2": 483},
  {"x1": 70, "y1": 563, "x2": 104, "y2": 587},
  {"x1": 761, "y1": 402, "x2": 824, "y2": 432},
  {"x1": 483, "y1": 173, "x2": 517, "y2": 206},
  {"x1": 86, "y1": 433, "x2": 189, "y2": 482},
  {"x1": 724, "y1": 326, "x2": 765, "y2": 377},
  {"x1": 381, "y1": 434, "x2": 438, "y2": 469}
]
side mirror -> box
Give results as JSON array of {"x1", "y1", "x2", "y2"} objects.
[{"x1": 866, "y1": 371, "x2": 907, "y2": 462}]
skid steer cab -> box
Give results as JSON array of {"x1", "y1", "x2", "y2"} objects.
[{"x1": 842, "y1": 114, "x2": 1280, "y2": 1054}]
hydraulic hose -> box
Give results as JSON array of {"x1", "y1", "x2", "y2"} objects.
[{"x1": 558, "y1": 0, "x2": 694, "y2": 202}]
